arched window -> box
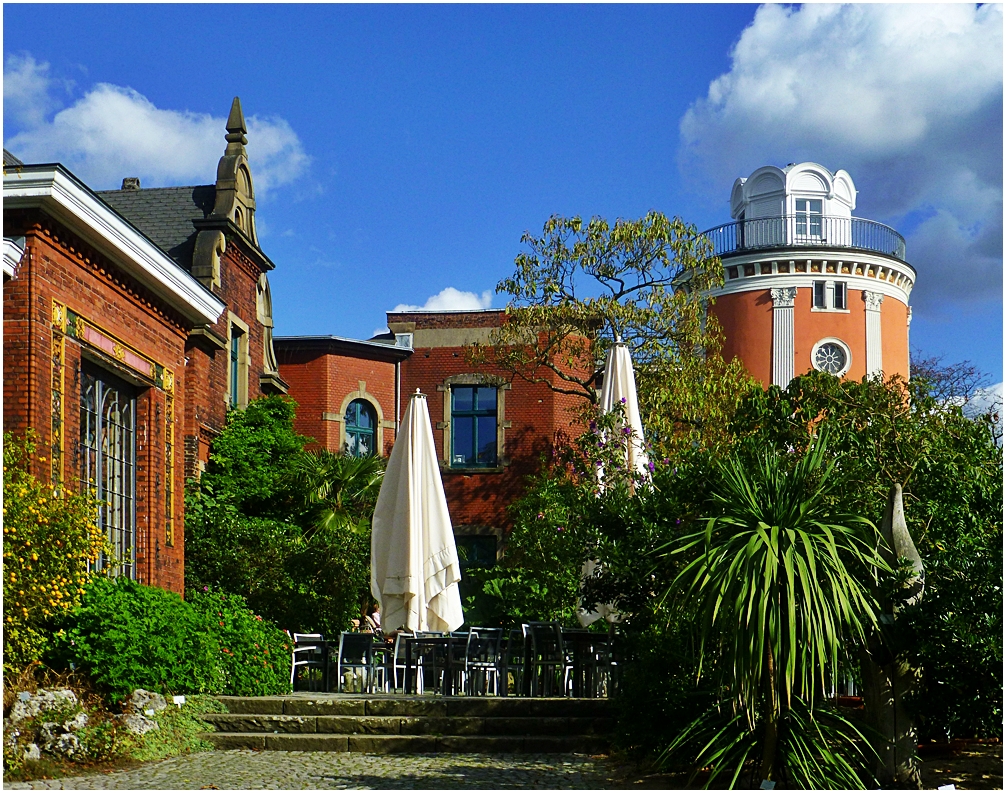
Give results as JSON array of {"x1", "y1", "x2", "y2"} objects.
[
  {"x1": 345, "y1": 399, "x2": 377, "y2": 457},
  {"x1": 79, "y1": 366, "x2": 136, "y2": 578}
]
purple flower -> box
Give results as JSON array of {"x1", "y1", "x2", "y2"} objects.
[
  {"x1": 622, "y1": 426, "x2": 631, "y2": 435},
  {"x1": 557, "y1": 526, "x2": 565, "y2": 532},
  {"x1": 663, "y1": 458, "x2": 670, "y2": 465},
  {"x1": 536, "y1": 512, "x2": 545, "y2": 520},
  {"x1": 203, "y1": 586, "x2": 208, "y2": 592},
  {"x1": 620, "y1": 397, "x2": 626, "y2": 404},
  {"x1": 588, "y1": 420, "x2": 597, "y2": 431},
  {"x1": 675, "y1": 518, "x2": 682, "y2": 525},
  {"x1": 595, "y1": 460, "x2": 603, "y2": 467},
  {"x1": 647, "y1": 462, "x2": 655, "y2": 472}
]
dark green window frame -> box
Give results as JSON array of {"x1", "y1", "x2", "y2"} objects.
[
  {"x1": 450, "y1": 385, "x2": 497, "y2": 468},
  {"x1": 345, "y1": 399, "x2": 376, "y2": 458}
]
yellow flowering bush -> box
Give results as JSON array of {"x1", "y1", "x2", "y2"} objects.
[{"x1": 3, "y1": 431, "x2": 106, "y2": 671}]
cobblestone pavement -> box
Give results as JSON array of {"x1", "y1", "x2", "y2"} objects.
[{"x1": 6, "y1": 751, "x2": 621, "y2": 790}]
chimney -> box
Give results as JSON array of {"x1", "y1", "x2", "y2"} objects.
[{"x1": 121, "y1": 177, "x2": 141, "y2": 190}]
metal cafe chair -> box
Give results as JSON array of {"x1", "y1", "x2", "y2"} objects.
[
  {"x1": 525, "y1": 621, "x2": 568, "y2": 697},
  {"x1": 561, "y1": 628, "x2": 610, "y2": 698},
  {"x1": 412, "y1": 631, "x2": 449, "y2": 695},
  {"x1": 390, "y1": 632, "x2": 415, "y2": 693},
  {"x1": 500, "y1": 627, "x2": 525, "y2": 697},
  {"x1": 335, "y1": 632, "x2": 375, "y2": 693},
  {"x1": 464, "y1": 628, "x2": 504, "y2": 696},
  {"x1": 290, "y1": 633, "x2": 327, "y2": 692}
]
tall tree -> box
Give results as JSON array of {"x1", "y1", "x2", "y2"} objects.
[{"x1": 468, "y1": 212, "x2": 754, "y2": 456}]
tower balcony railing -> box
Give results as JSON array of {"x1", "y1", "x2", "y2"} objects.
[{"x1": 699, "y1": 215, "x2": 907, "y2": 262}]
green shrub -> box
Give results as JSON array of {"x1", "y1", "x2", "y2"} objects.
[
  {"x1": 3, "y1": 431, "x2": 105, "y2": 670},
  {"x1": 120, "y1": 695, "x2": 220, "y2": 763},
  {"x1": 185, "y1": 397, "x2": 375, "y2": 635},
  {"x1": 188, "y1": 589, "x2": 291, "y2": 695},
  {"x1": 52, "y1": 577, "x2": 223, "y2": 702}
]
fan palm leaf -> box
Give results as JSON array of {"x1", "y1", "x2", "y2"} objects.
[{"x1": 287, "y1": 450, "x2": 384, "y2": 537}]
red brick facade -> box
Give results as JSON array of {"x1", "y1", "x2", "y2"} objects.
[
  {"x1": 393, "y1": 311, "x2": 585, "y2": 540},
  {"x1": 276, "y1": 337, "x2": 408, "y2": 455},
  {"x1": 278, "y1": 311, "x2": 589, "y2": 555},
  {"x1": 3, "y1": 208, "x2": 195, "y2": 593},
  {"x1": 3, "y1": 100, "x2": 284, "y2": 595}
]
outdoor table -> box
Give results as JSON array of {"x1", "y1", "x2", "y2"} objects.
[{"x1": 403, "y1": 634, "x2": 468, "y2": 696}]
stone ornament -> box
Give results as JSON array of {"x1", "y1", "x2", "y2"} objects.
[
  {"x1": 863, "y1": 290, "x2": 885, "y2": 311},
  {"x1": 770, "y1": 286, "x2": 797, "y2": 308}
]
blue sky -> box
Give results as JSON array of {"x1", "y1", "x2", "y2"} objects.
[{"x1": 4, "y1": 4, "x2": 1002, "y2": 383}]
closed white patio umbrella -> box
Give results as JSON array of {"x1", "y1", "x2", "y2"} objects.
[
  {"x1": 597, "y1": 339, "x2": 650, "y2": 480},
  {"x1": 371, "y1": 390, "x2": 464, "y2": 633},
  {"x1": 577, "y1": 338, "x2": 649, "y2": 627}
]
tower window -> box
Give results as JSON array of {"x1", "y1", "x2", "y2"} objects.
[
  {"x1": 813, "y1": 281, "x2": 827, "y2": 309},
  {"x1": 795, "y1": 198, "x2": 823, "y2": 238},
  {"x1": 451, "y1": 386, "x2": 497, "y2": 467},
  {"x1": 834, "y1": 282, "x2": 847, "y2": 310},
  {"x1": 344, "y1": 399, "x2": 376, "y2": 457},
  {"x1": 811, "y1": 338, "x2": 852, "y2": 377}
]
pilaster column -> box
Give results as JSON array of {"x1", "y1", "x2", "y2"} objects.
[
  {"x1": 864, "y1": 291, "x2": 884, "y2": 377},
  {"x1": 771, "y1": 287, "x2": 797, "y2": 388},
  {"x1": 906, "y1": 307, "x2": 913, "y2": 376}
]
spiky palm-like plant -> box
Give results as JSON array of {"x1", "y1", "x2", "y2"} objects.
[
  {"x1": 665, "y1": 433, "x2": 888, "y2": 788},
  {"x1": 288, "y1": 450, "x2": 384, "y2": 537}
]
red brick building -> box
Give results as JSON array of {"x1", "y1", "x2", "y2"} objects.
[
  {"x1": 3, "y1": 99, "x2": 286, "y2": 594},
  {"x1": 277, "y1": 309, "x2": 588, "y2": 564},
  {"x1": 274, "y1": 335, "x2": 411, "y2": 457}
]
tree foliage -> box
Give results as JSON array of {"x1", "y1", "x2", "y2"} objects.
[
  {"x1": 184, "y1": 397, "x2": 375, "y2": 635},
  {"x1": 468, "y1": 212, "x2": 754, "y2": 456},
  {"x1": 666, "y1": 436, "x2": 886, "y2": 787}
]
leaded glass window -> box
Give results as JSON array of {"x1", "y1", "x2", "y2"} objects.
[
  {"x1": 79, "y1": 367, "x2": 136, "y2": 578},
  {"x1": 345, "y1": 399, "x2": 376, "y2": 457}
]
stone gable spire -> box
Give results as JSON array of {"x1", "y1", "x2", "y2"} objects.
[
  {"x1": 224, "y1": 96, "x2": 248, "y2": 154},
  {"x1": 210, "y1": 96, "x2": 257, "y2": 245}
]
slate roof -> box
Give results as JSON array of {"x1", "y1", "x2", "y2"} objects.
[
  {"x1": 96, "y1": 185, "x2": 216, "y2": 272},
  {"x1": 3, "y1": 149, "x2": 24, "y2": 167}
]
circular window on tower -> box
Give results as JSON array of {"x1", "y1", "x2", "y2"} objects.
[{"x1": 811, "y1": 338, "x2": 852, "y2": 377}]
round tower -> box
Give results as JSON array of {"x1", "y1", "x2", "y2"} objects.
[{"x1": 704, "y1": 162, "x2": 914, "y2": 387}]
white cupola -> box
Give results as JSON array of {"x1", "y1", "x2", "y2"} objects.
[{"x1": 730, "y1": 162, "x2": 857, "y2": 221}]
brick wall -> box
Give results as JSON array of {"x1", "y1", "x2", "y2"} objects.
[
  {"x1": 394, "y1": 310, "x2": 589, "y2": 534},
  {"x1": 3, "y1": 209, "x2": 190, "y2": 593},
  {"x1": 278, "y1": 345, "x2": 399, "y2": 455}
]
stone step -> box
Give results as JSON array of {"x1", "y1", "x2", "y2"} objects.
[
  {"x1": 202, "y1": 713, "x2": 614, "y2": 736},
  {"x1": 212, "y1": 695, "x2": 614, "y2": 719},
  {"x1": 202, "y1": 731, "x2": 611, "y2": 754}
]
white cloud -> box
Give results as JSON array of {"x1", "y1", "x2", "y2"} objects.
[
  {"x1": 391, "y1": 287, "x2": 494, "y2": 313},
  {"x1": 678, "y1": 4, "x2": 1002, "y2": 314},
  {"x1": 4, "y1": 53, "x2": 72, "y2": 129},
  {"x1": 3, "y1": 58, "x2": 309, "y2": 194}
]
